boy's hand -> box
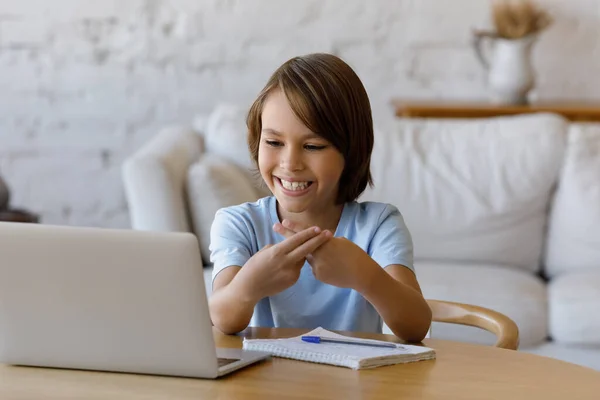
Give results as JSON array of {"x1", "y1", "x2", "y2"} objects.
[
  {"x1": 273, "y1": 220, "x2": 374, "y2": 291},
  {"x1": 237, "y1": 226, "x2": 332, "y2": 301}
]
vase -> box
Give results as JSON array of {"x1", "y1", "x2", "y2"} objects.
[{"x1": 473, "y1": 33, "x2": 537, "y2": 105}]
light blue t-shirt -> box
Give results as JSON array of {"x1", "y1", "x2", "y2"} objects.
[{"x1": 209, "y1": 196, "x2": 414, "y2": 333}]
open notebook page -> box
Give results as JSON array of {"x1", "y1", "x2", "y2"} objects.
[{"x1": 242, "y1": 327, "x2": 436, "y2": 370}]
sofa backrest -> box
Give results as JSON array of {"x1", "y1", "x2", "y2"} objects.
[
  {"x1": 361, "y1": 113, "x2": 568, "y2": 273},
  {"x1": 544, "y1": 123, "x2": 600, "y2": 277}
]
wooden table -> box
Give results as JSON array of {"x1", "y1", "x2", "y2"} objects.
[
  {"x1": 392, "y1": 100, "x2": 600, "y2": 122},
  {"x1": 1, "y1": 327, "x2": 600, "y2": 399}
]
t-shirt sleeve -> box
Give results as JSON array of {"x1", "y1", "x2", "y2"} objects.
[
  {"x1": 209, "y1": 207, "x2": 254, "y2": 285},
  {"x1": 369, "y1": 204, "x2": 414, "y2": 272}
]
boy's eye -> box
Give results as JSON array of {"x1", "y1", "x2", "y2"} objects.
[
  {"x1": 265, "y1": 140, "x2": 282, "y2": 147},
  {"x1": 304, "y1": 144, "x2": 327, "y2": 151}
]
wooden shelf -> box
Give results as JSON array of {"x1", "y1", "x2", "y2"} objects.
[
  {"x1": 0, "y1": 209, "x2": 39, "y2": 223},
  {"x1": 392, "y1": 100, "x2": 600, "y2": 122}
]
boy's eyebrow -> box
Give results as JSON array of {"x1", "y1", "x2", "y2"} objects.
[
  {"x1": 261, "y1": 128, "x2": 282, "y2": 136},
  {"x1": 262, "y1": 128, "x2": 321, "y2": 139}
]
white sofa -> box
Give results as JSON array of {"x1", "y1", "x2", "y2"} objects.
[{"x1": 122, "y1": 105, "x2": 600, "y2": 370}]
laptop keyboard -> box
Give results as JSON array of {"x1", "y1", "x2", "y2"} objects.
[{"x1": 218, "y1": 357, "x2": 240, "y2": 367}]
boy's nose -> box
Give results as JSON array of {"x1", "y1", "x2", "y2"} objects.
[{"x1": 280, "y1": 148, "x2": 304, "y2": 171}]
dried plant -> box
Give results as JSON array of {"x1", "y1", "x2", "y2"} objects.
[{"x1": 490, "y1": 0, "x2": 553, "y2": 39}]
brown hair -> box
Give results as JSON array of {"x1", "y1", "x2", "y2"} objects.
[{"x1": 246, "y1": 53, "x2": 374, "y2": 204}]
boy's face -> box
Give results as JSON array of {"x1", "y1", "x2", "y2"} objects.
[{"x1": 258, "y1": 89, "x2": 345, "y2": 215}]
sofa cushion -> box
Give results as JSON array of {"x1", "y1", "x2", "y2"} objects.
[
  {"x1": 202, "y1": 103, "x2": 271, "y2": 198},
  {"x1": 415, "y1": 260, "x2": 548, "y2": 348},
  {"x1": 549, "y1": 271, "x2": 600, "y2": 345},
  {"x1": 362, "y1": 114, "x2": 567, "y2": 272},
  {"x1": 545, "y1": 123, "x2": 600, "y2": 278},
  {"x1": 203, "y1": 103, "x2": 254, "y2": 170},
  {"x1": 187, "y1": 154, "x2": 261, "y2": 265},
  {"x1": 122, "y1": 126, "x2": 204, "y2": 233}
]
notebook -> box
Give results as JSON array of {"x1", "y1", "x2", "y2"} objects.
[{"x1": 242, "y1": 327, "x2": 436, "y2": 370}]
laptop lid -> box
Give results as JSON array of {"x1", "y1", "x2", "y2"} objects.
[{"x1": 0, "y1": 222, "x2": 222, "y2": 378}]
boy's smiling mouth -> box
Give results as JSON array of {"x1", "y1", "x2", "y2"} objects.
[{"x1": 274, "y1": 176, "x2": 314, "y2": 192}]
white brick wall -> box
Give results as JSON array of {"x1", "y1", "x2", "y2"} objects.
[{"x1": 1, "y1": 0, "x2": 599, "y2": 227}]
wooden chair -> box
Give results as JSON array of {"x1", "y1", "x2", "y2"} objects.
[{"x1": 427, "y1": 299, "x2": 520, "y2": 350}]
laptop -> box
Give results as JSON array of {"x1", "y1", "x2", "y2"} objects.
[{"x1": 0, "y1": 222, "x2": 271, "y2": 379}]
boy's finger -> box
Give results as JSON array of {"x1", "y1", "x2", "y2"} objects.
[
  {"x1": 275, "y1": 226, "x2": 323, "y2": 253},
  {"x1": 287, "y1": 230, "x2": 332, "y2": 260},
  {"x1": 272, "y1": 223, "x2": 295, "y2": 239},
  {"x1": 281, "y1": 219, "x2": 306, "y2": 233}
]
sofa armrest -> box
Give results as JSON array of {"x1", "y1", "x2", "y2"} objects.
[{"x1": 122, "y1": 126, "x2": 203, "y2": 232}]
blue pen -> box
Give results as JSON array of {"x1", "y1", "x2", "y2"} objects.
[{"x1": 301, "y1": 335, "x2": 400, "y2": 349}]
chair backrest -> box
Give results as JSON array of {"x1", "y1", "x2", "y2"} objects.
[{"x1": 427, "y1": 299, "x2": 520, "y2": 350}]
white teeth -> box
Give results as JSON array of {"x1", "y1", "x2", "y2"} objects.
[{"x1": 280, "y1": 179, "x2": 310, "y2": 191}]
